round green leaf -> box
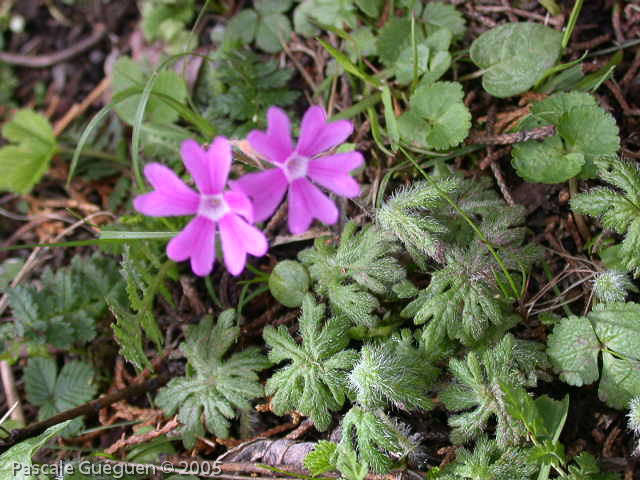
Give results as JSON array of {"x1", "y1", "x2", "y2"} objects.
[
  {"x1": 405, "y1": 81, "x2": 471, "y2": 150},
  {"x1": 547, "y1": 316, "x2": 600, "y2": 387},
  {"x1": 512, "y1": 136, "x2": 585, "y2": 184},
  {"x1": 470, "y1": 22, "x2": 562, "y2": 98},
  {"x1": 269, "y1": 260, "x2": 310, "y2": 307}
]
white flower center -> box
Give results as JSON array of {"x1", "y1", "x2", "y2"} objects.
[
  {"x1": 282, "y1": 153, "x2": 309, "y2": 182},
  {"x1": 198, "y1": 194, "x2": 229, "y2": 222}
]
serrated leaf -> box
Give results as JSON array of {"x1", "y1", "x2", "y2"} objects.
[
  {"x1": 112, "y1": 56, "x2": 188, "y2": 125},
  {"x1": 423, "y1": 1, "x2": 465, "y2": 38},
  {"x1": 355, "y1": 0, "x2": 382, "y2": 17},
  {"x1": 304, "y1": 440, "x2": 337, "y2": 476},
  {"x1": 512, "y1": 137, "x2": 585, "y2": 183},
  {"x1": 512, "y1": 92, "x2": 619, "y2": 182},
  {"x1": 109, "y1": 300, "x2": 151, "y2": 371},
  {"x1": 156, "y1": 311, "x2": 270, "y2": 447},
  {"x1": 269, "y1": 260, "x2": 310, "y2": 308},
  {"x1": 254, "y1": 0, "x2": 293, "y2": 14},
  {"x1": 0, "y1": 421, "x2": 72, "y2": 480},
  {"x1": 598, "y1": 352, "x2": 640, "y2": 409},
  {"x1": 24, "y1": 357, "x2": 57, "y2": 407},
  {"x1": 53, "y1": 361, "x2": 96, "y2": 411},
  {"x1": 264, "y1": 295, "x2": 358, "y2": 431},
  {"x1": 255, "y1": 13, "x2": 292, "y2": 53},
  {"x1": 224, "y1": 9, "x2": 258, "y2": 45},
  {"x1": 470, "y1": 22, "x2": 562, "y2": 97},
  {"x1": 377, "y1": 17, "x2": 417, "y2": 66},
  {"x1": 547, "y1": 316, "x2": 600, "y2": 386},
  {"x1": 402, "y1": 81, "x2": 471, "y2": 150},
  {"x1": 0, "y1": 109, "x2": 57, "y2": 194},
  {"x1": 557, "y1": 105, "x2": 619, "y2": 178},
  {"x1": 572, "y1": 158, "x2": 640, "y2": 276},
  {"x1": 590, "y1": 302, "x2": 640, "y2": 359}
]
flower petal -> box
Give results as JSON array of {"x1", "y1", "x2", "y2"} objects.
[
  {"x1": 288, "y1": 178, "x2": 338, "y2": 234},
  {"x1": 229, "y1": 168, "x2": 288, "y2": 222},
  {"x1": 166, "y1": 216, "x2": 216, "y2": 277},
  {"x1": 296, "y1": 106, "x2": 354, "y2": 157},
  {"x1": 207, "y1": 136, "x2": 232, "y2": 193},
  {"x1": 247, "y1": 107, "x2": 293, "y2": 165},
  {"x1": 181, "y1": 137, "x2": 231, "y2": 194},
  {"x1": 307, "y1": 152, "x2": 363, "y2": 197},
  {"x1": 224, "y1": 190, "x2": 254, "y2": 223},
  {"x1": 134, "y1": 163, "x2": 199, "y2": 216},
  {"x1": 133, "y1": 191, "x2": 199, "y2": 216},
  {"x1": 219, "y1": 214, "x2": 267, "y2": 275}
]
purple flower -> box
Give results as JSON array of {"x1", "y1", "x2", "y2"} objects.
[
  {"x1": 133, "y1": 137, "x2": 268, "y2": 277},
  {"x1": 230, "y1": 106, "x2": 363, "y2": 234}
]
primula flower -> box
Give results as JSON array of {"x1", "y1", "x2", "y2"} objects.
[
  {"x1": 231, "y1": 105, "x2": 363, "y2": 234},
  {"x1": 133, "y1": 137, "x2": 268, "y2": 277}
]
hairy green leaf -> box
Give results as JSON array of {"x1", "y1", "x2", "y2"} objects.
[
  {"x1": 470, "y1": 22, "x2": 562, "y2": 98},
  {"x1": 264, "y1": 295, "x2": 358, "y2": 431},
  {"x1": 156, "y1": 310, "x2": 270, "y2": 447}
]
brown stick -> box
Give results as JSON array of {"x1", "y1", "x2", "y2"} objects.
[
  {"x1": 468, "y1": 125, "x2": 556, "y2": 146},
  {"x1": 0, "y1": 24, "x2": 106, "y2": 68},
  {"x1": 53, "y1": 76, "x2": 111, "y2": 137},
  {"x1": 0, "y1": 371, "x2": 171, "y2": 453}
]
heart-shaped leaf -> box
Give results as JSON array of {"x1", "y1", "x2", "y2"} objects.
[{"x1": 470, "y1": 22, "x2": 562, "y2": 98}]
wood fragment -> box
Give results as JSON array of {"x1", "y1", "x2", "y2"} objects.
[{"x1": 0, "y1": 25, "x2": 106, "y2": 68}]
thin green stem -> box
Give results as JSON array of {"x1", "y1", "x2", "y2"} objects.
[
  {"x1": 58, "y1": 146, "x2": 127, "y2": 164},
  {"x1": 400, "y1": 147, "x2": 520, "y2": 299},
  {"x1": 562, "y1": 0, "x2": 584, "y2": 49}
]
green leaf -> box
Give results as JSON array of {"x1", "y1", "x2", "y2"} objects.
[
  {"x1": 24, "y1": 357, "x2": 57, "y2": 407},
  {"x1": 381, "y1": 86, "x2": 399, "y2": 150},
  {"x1": 394, "y1": 44, "x2": 430, "y2": 86},
  {"x1": 7, "y1": 253, "x2": 122, "y2": 350},
  {"x1": 264, "y1": 295, "x2": 358, "y2": 431},
  {"x1": 355, "y1": 0, "x2": 382, "y2": 17},
  {"x1": 437, "y1": 435, "x2": 537, "y2": 480},
  {"x1": 255, "y1": 13, "x2": 292, "y2": 53},
  {"x1": 156, "y1": 311, "x2": 270, "y2": 447},
  {"x1": 470, "y1": 22, "x2": 562, "y2": 97},
  {"x1": 24, "y1": 357, "x2": 95, "y2": 436},
  {"x1": 423, "y1": 1, "x2": 466, "y2": 38},
  {"x1": 598, "y1": 353, "x2": 640, "y2": 410},
  {"x1": 400, "y1": 81, "x2": 471, "y2": 150},
  {"x1": 547, "y1": 316, "x2": 600, "y2": 386},
  {"x1": 304, "y1": 440, "x2": 337, "y2": 476},
  {"x1": 0, "y1": 109, "x2": 57, "y2": 194},
  {"x1": 590, "y1": 302, "x2": 640, "y2": 359},
  {"x1": 512, "y1": 137, "x2": 585, "y2": 183},
  {"x1": 112, "y1": 56, "x2": 188, "y2": 125},
  {"x1": 269, "y1": 260, "x2": 310, "y2": 308},
  {"x1": 254, "y1": 0, "x2": 293, "y2": 14},
  {"x1": 298, "y1": 222, "x2": 406, "y2": 327},
  {"x1": 571, "y1": 158, "x2": 640, "y2": 275},
  {"x1": 441, "y1": 334, "x2": 545, "y2": 447},
  {"x1": 377, "y1": 17, "x2": 418, "y2": 66},
  {"x1": 223, "y1": 9, "x2": 258, "y2": 46},
  {"x1": 0, "y1": 421, "x2": 72, "y2": 480},
  {"x1": 512, "y1": 92, "x2": 619, "y2": 182}
]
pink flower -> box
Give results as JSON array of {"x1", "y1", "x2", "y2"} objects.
[
  {"x1": 133, "y1": 137, "x2": 268, "y2": 277},
  {"x1": 230, "y1": 106, "x2": 363, "y2": 234}
]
